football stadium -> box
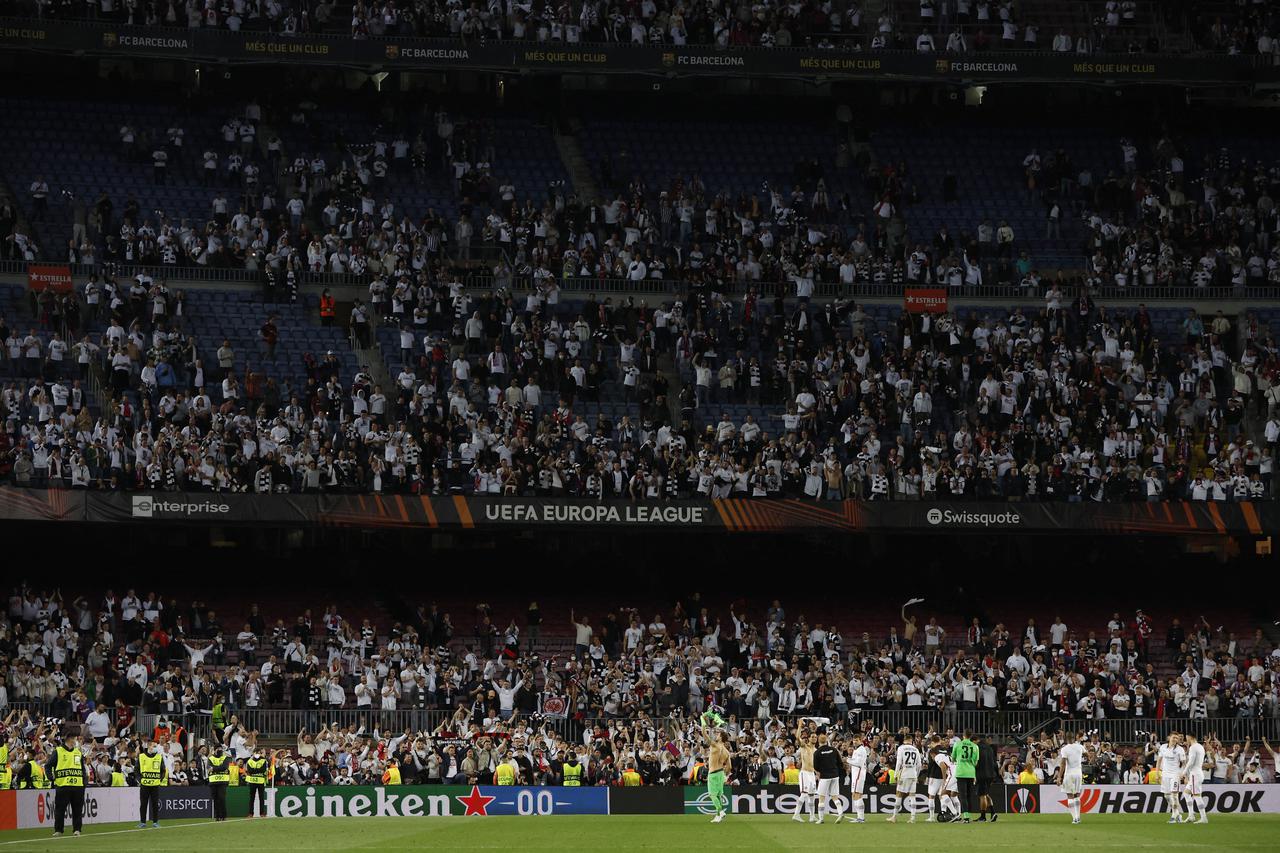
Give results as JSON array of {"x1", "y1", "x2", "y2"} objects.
[{"x1": 0, "y1": 0, "x2": 1278, "y2": 850}]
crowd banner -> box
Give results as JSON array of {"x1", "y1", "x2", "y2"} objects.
[
  {"x1": 0, "y1": 19, "x2": 1259, "y2": 84},
  {"x1": 159, "y1": 786, "x2": 213, "y2": 819},
  {"x1": 56, "y1": 491, "x2": 1279, "y2": 535},
  {"x1": 227, "y1": 785, "x2": 608, "y2": 818},
  {"x1": 0, "y1": 489, "x2": 83, "y2": 522},
  {"x1": 1037, "y1": 784, "x2": 1280, "y2": 816},
  {"x1": 13, "y1": 788, "x2": 139, "y2": 829},
  {"x1": 904, "y1": 287, "x2": 949, "y2": 314}
]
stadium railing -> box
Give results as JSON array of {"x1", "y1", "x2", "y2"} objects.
[
  {"x1": 4, "y1": 259, "x2": 1276, "y2": 302},
  {"x1": 132, "y1": 707, "x2": 1280, "y2": 746}
]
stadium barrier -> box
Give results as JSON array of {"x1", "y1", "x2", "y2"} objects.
[
  {"x1": 137, "y1": 708, "x2": 1280, "y2": 743},
  {"x1": 2, "y1": 788, "x2": 138, "y2": 830},
  {"x1": 226, "y1": 785, "x2": 609, "y2": 818},
  {"x1": 0, "y1": 786, "x2": 214, "y2": 830},
  {"x1": 0, "y1": 19, "x2": 1259, "y2": 83},
  {"x1": 1035, "y1": 784, "x2": 1280, "y2": 816},
  {"x1": 212, "y1": 783, "x2": 1280, "y2": 818},
  {"x1": 2, "y1": 783, "x2": 1278, "y2": 829},
  {"x1": 1, "y1": 490, "x2": 1274, "y2": 536},
  {"x1": 158, "y1": 786, "x2": 215, "y2": 819},
  {"x1": 2, "y1": 259, "x2": 1274, "y2": 304}
]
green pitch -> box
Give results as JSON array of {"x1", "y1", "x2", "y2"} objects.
[{"x1": 1, "y1": 814, "x2": 1277, "y2": 851}]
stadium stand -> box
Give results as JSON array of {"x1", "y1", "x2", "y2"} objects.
[
  {"x1": 0, "y1": 0, "x2": 1176, "y2": 50},
  {"x1": 2, "y1": 586, "x2": 1277, "y2": 789},
  {"x1": 3, "y1": 273, "x2": 1276, "y2": 499}
]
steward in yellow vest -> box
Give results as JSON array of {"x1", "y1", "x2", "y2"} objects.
[
  {"x1": 208, "y1": 747, "x2": 231, "y2": 821},
  {"x1": 621, "y1": 768, "x2": 643, "y2": 786},
  {"x1": 246, "y1": 750, "x2": 270, "y2": 818},
  {"x1": 562, "y1": 756, "x2": 583, "y2": 786},
  {"x1": 49, "y1": 734, "x2": 85, "y2": 836},
  {"x1": 0, "y1": 742, "x2": 9, "y2": 789},
  {"x1": 138, "y1": 744, "x2": 167, "y2": 827},
  {"x1": 382, "y1": 763, "x2": 402, "y2": 786},
  {"x1": 495, "y1": 762, "x2": 516, "y2": 785},
  {"x1": 29, "y1": 759, "x2": 50, "y2": 789},
  {"x1": 782, "y1": 765, "x2": 800, "y2": 785}
]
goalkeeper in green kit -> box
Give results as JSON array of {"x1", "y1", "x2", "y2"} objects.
[
  {"x1": 702, "y1": 708, "x2": 731, "y2": 823},
  {"x1": 951, "y1": 731, "x2": 979, "y2": 823}
]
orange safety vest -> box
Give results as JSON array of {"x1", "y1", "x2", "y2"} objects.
[{"x1": 319, "y1": 295, "x2": 336, "y2": 318}]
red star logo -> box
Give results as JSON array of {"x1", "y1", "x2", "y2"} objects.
[{"x1": 457, "y1": 785, "x2": 496, "y2": 816}]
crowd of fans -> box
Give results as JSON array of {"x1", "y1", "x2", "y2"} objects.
[
  {"x1": 2, "y1": 88, "x2": 1280, "y2": 498},
  {"x1": 2, "y1": 588, "x2": 1278, "y2": 789},
  {"x1": 0, "y1": 0, "x2": 1170, "y2": 53},
  {"x1": 3, "y1": 267, "x2": 1280, "y2": 499},
  {"x1": 26, "y1": 87, "x2": 1280, "y2": 298},
  {"x1": 1190, "y1": 0, "x2": 1280, "y2": 58}
]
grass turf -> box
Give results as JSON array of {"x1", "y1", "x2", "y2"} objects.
[{"x1": 0, "y1": 814, "x2": 1276, "y2": 851}]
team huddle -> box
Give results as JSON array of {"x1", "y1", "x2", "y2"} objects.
[
  {"x1": 703, "y1": 719, "x2": 1000, "y2": 825},
  {"x1": 699, "y1": 721, "x2": 1221, "y2": 826}
]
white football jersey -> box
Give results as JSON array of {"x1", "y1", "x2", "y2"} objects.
[
  {"x1": 1185, "y1": 743, "x2": 1205, "y2": 774},
  {"x1": 848, "y1": 744, "x2": 870, "y2": 769},
  {"x1": 1059, "y1": 742, "x2": 1084, "y2": 773},
  {"x1": 1158, "y1": 744, "x2": 1185, "y2": 774},
  {"x1": 896, "y1": 744, "x2": 922, "y2": 774}
]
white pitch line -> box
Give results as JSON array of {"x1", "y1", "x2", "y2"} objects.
[{"x1": 0, "y1": 817, "x2": 252, "y2": 846}]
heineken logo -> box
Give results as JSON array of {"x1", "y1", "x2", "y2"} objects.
[
  {"x1": 266, "y1": 786, "x2": 454, "y2": 818},
  {"x1": 243, "y1": 784, "x2": 608, "y2": 818}
]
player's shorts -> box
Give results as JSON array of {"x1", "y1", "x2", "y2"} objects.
[
  {"x1": 799, "y1": 770, "x2": 816, "y2": 795},
  {"x1": 1185, "y1": 772, "x2": 1204, "y2": 796},
  {"x1": 1160, "y1": 773, "x2": 1181, "y2": 795},
  {"x1": 1061, "y1": 770, "x2": 1083, "y2": 796},
  {"x1": 816, "y1": 778, "x2": 840, "y2": 798},
  {"x1": 943, "y1": 775, "x2": 958, "y2": 794},
  {"x1": 927, "y1": 777, "x2": 943, "y2": 797},
  {"x1": 896, "y1": 772, "x2": 918, "y2": 794},
  {"x1": 848, "y1": 766, "x2": 867, "y2": 794}
]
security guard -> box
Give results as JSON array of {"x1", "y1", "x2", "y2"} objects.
[
  {"x1": 561, "y1": 752, "x2": 583, "y2": 787},
  {"x1": 245, "y1": 748, "x2": 270, "y2": 817},
  {"x1": 138, "y1": 739, "x2": 167, "y2": 828},
  {"x1": 620, "y1": 765, "x2": 643, "y2": 787},
  {"x1": 319, "y1": 289, "x2": 336, "y2": 326},
  {"x1": 211, "y1": 697, "x2": 227, "y2": 740},
  {"x1": 29, "y1": 752, "x2": 51, "y2": 789},
  {"x1": 48, "y1": 732, "x2": 85, "y2": 837},
  {"x1": 381, "y1": 759, "x2": 402, "y2": 786},
  {"x1": 0, "y1": 736, "x2": 9, "y2": 789},
  {"x1": 110, "y1": 762, "x2": 127, "y2": 787},
  {"x1": 494, "y1": 760, "x2": 516, "y2": 786},
  {"x1": 207, "y1": 746, "x2": 231, "y2": 821}
]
